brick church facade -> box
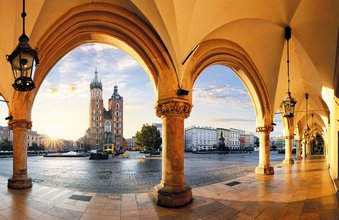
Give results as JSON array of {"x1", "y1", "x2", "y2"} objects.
[{"x1": 89, "y1": 69, "x2": 124, "y2": 151}]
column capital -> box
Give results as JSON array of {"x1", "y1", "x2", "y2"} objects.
[
  {"x1": 155, "y1": 99, "x2": 192, "y2": 118},
  {"x1": 256, "y1": 126, "x2": 273, "y2": 133},
  {"x1": 8, "y1": 119, "x2": 32, "y2": 130}
]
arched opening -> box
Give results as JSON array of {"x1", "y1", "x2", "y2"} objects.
[
  {"x1": 184, "y1": 63, "x2": 283, "y2": 186},
  {"x1": 4, "y1": 2, "x2": 178, "y2": 195}
]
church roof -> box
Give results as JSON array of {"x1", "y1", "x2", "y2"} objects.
[
  {"x1": 90, "y1": 69, "x2": 102, "y2": 90},
  {"x1": 103, "y1": 110, "x2": 111, "y2": 120},
  {"x1": 111, "y1": 85, "x2": 123, "y2": 100}
]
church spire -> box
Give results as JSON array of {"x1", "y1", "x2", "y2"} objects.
[
  {"x1": 111, "y1": 85, "x2": 123, "y2": 100},
  {"x1": 90, "y1": 68, "x2": 102, "y2": 90}
]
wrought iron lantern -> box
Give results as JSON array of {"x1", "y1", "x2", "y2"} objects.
[
  {"x1": 281, "y1": 26, "x2": 296, "y2": 118},
  {"x1": 6, "y1": 0, "x2": 39, "y2": 91}
]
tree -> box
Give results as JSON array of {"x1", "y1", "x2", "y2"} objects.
[
  {"x1": 28, "y1": 143, "x2": 45, "y2": 151},
  {"x1": 135, "y1": 124, "x2": 162, "y2": 154},
  {"x1": 0, "y1": 139, "x2": 13, "y2": 151}
]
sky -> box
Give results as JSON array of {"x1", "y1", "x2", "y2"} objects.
[{"x1": 0, "y1": 43, "x2": 283, "y2": 140}]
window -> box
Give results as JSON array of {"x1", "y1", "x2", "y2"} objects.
[
  {"x1": 105, "y1": 121, "x2": 111, "y2": 132},
  {"x1": 115, "y1": 111, "x2": 119, "y2": 116},
  {"x1": 116, "y1": 103, "x2": 119, "y2": 109}
]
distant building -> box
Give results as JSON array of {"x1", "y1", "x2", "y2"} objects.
[
  {"x1": 0, "y1": 126, "x2": 11, "y2": 142},
  {"x1": 228, "y1": 128, "x2": 245, "y2": 149},
  {"x1": 185, "y1": 126, "x2": 217, "y2": 151},
  {"x1": 153, "y1": 123, "x2": 162, "y2": 137},
  {"x1": 89, "y1": 69, "x2": 124, "y2": 151},
  {"x1": 126, "y1": 136, "x2": 137, "y2": 150},
  {"x1": 27, "y1": 130, "x2": 41, "y2": 147},
  {"x1": 240, "y1": 133, "x2": 259, "y2": 150},
  {"x1": 270, "y1": 136, "x2": 296, "y2": 150}
]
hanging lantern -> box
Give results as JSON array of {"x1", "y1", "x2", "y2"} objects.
[
  {"x1": 6, "y1": 0, "x2": 39, "y2": 92},
  {"x1": 281, "y1": 26, "x2": 297, "y2": 118}
]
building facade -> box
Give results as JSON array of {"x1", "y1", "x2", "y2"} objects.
[
  {"x1": 0, "y1": 126, "x2": 11, "y2": 142},
  {"x1": 26, "y1": 130, "x2": 41, "y2": 147},
  {"x1": 89, "y1": 70, "x2": 124, "y2": 151},
  {"x1": 228, "y1": 128, "x2": 245, "y2": 149},
  {"x1": 185, "y1": 126, "x2": 217, "y2": 151}
]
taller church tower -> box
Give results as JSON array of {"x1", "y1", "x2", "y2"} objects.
[{"x1": 89, "y1": 69, "x2": 104, "y2": 148}]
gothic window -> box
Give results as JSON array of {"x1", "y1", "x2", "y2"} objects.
[
  {"x1": 116, "y1": 103, "x2": 119, "y2": 109},
  {"x1": 96, "y1": 104, "x2": 99, "y2": 108},
  {"x1": 115, "y1": 111, "x2": 119, "y2": 116},
  {"x1": 105, "y1": 121, "x2": 112, "y2": 132}
]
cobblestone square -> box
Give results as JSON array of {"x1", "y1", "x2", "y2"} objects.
[{"x1": 0, "y1": 151, "x2": 285, "y2": 193}]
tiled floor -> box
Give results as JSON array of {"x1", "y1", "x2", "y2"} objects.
[{"x1": 0, "y1": 157, "x2": 338, "y2": 219}]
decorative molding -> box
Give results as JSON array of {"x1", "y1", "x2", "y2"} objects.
[
  {"x1": 256, "y1": 126, "x2": 274, "y2": 133},
  {"x1": 155, "y1": 101, "x2": 192, "y2": 118},
  {"x1": 285, "y1": 135, "x2": 294, "y2": 139},
  {"x1": 8, "y1": 120, "x2": 32, "y2": 130}
]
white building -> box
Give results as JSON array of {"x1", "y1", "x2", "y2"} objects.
[
  {"x1": 27, "y1": 130, "x2": 41, "y2": 147},
  {"x1": 185, "y1": 126, "x2": 217, "y2": 151},
  {"x1": 270, "y1": 136, "x2": 296, "y2": 151},
  {"x1": 228, "y1": 128, "x2": 245, "y2": 149},
  {"x1": 126, "y1": 137, "x2": 137, "y2": 150}
]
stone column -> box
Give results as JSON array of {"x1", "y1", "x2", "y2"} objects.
[
  {"x1": 306, "y1": 138, "x2": 311, "y2": 157},
  {"x1": 283, "y1": 135, "x2": 294, "y2": 164},
  {"x1": 302, "y1": 139, "x2": 307, "y2": 159},
  {"x1": 255, "y1": 126, "x2": 274, "y2": 175},
  {"x1": 8, "y1": 119, "x2": 32, "y2": 189},
  {"x1": 296, "y1": 139, "x2": 302, "y2": 160},
  {"x1": 153, "y1": 100, "x2": 192, "y2": 207}
]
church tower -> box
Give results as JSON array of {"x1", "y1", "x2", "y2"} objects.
[
  {"x1": 108, "y1": 85, "x2": 124, "y2": 150},
  {"x1": 89, "y1": 69, "x2": 104, "y2": 149}
]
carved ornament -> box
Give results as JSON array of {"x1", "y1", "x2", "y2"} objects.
[
  {"x1": 8, "y1": 120, "x2": 32, "y2": 130},
  {"x1": 285, "y1": 135, "x2": 294, "y2": 140},
  {"x1": 155, "y1": 101, "x2": 192, "y2": 118},
  {"x1": 256, "y1": 126, "x2": 274, "y2": 133}
]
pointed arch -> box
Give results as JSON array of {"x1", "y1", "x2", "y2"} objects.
[{"x1": 183, "y1": 39, "x2": 273, "y2": 127}]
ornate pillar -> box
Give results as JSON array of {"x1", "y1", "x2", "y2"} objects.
[
  {"x1": 255, "y1": 126, "x2": 274, "y2": 175},
  {"x1": 153, "y1": 99, "x2": 192, "y2": 207},
  {"x1": 8, "y1": 119, "x2": 32, "y2": 189},
  {"x1": 296, "y1": 139, "x2": 302, "y2": 160},
  {"x1": 283, "y1": 135, "x2": 294, "y2": 164}
]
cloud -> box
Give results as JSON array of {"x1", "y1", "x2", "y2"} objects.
[
  {"x1": 80, "y1": 43, "x2": 117, "y2": 52},
  {"x1": 210, "y1": 118, "x2": 256, "y2": 123},
  {"x1": 193, "y1": 84, "x2": 252, "y2": 109},
  {"x1": 116, "y1": 55, "x2": 138, "y2": 71}
]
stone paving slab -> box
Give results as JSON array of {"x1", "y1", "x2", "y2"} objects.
[{"x1": 0, "y1": 156, "x2": 337, "y2": 219}]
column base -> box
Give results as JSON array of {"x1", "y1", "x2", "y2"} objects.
[
  {"x1": 283, "y1": 159, "x2": 294, "y2": 164},
  {"x1": 255, "y1": 166, "x2": 274, "y2": 175},
  {"x1": 153, "y1": 184, "x2": 192, "y2": 208},
  {"x1": 295, "y1": 156, "x2": 302, "y2": 160},
  {"x1": 8, "y1": 177, "x2": 32, "y2": 189}
]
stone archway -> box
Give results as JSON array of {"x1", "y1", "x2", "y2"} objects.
[
  {"x1": 183, "y1": 39, "x2": 275, "y2": 175},
  {"x1": 7, "y1": 2, "x2": 180, "y2": 191}
]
